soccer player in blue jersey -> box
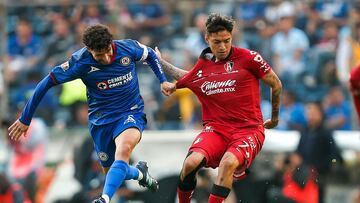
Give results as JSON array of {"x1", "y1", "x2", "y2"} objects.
[{"x1": 8, "y1": 24, "x2": 176, "y2": 203}]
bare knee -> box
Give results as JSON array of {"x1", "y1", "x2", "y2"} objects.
[
  {"x1": 181, "y1": 152, "x2": 205, "y2": 178},
  {"x1": 219, "y1": 155, "x2": 240, "y2": 172},
  {"x1": 115, "y1": 143, "x2": 132, "y2": 160}
]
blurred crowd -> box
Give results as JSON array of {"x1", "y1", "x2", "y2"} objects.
[{"x1": 0, "y1": 0, "x2": 360, "y2": 203}]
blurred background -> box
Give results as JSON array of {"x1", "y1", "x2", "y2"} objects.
[{"x1": 0, "y1": 0, "x2": 359, "y2": 202}]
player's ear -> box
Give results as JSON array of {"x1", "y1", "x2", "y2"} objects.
[{"x1": 205, "y1": 34, "x2": 209, "y2": 44}]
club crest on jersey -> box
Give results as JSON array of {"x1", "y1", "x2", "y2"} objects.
[
  {"x1": 97, "y1": 82, "x2": 108, "y2": 90},
  {"x1": 224, "y1": 61, "x2": 234, "y2": 72},
  {"x1": 120, "y1": 56, "x2": 131, "y2": 65},
  {"x1": 98, "y1": 151, "x2": 109, "y2": 161},
  {"x1": 60, "y1": 61, "x2": 69, "y2": 71}
]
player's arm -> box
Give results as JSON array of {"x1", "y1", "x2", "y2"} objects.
[
  {"x1": 154, "y1": 47, "x2": 188, "y2": 80},
  {"x1": 143, "y1": 46, "x2": 176, "y2": 96},
  {"x1": 261, "y1": 70, "x2": 282, "y2": 129},
  {"x1": 8, "y1": 74, "x2": 56, "y2": 141},
  {"x1": 9, "y1": 56, "x2": 82, "y2": 140}
]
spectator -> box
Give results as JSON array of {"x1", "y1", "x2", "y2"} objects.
[
  {"x1": 123, "y1": 0, "x2": 170, "y2": 47},
  {"x1": 72, "y1": 3, "x2": 106, "y2": 26},
  {"x1": 336, "y1": 4, "x2": 360, "y2": 84},
  {"x1": 297, "y1": 102, "x2": 343, "y2": 203},
  {"x1": 43, "y1": 17, "x2": 75, "y2": 73},
  {"x1": 323, "y1": 86, "x2": 352, "y2": 130},
  {"x1": 277, "y1": 90, "x2": 306, "y2": 131},
  {"x1": 0, "y1": 173, "x2": 30, "y2": 203},
  {"x1": 271, "y1": 3, "x2": 309, "y2": 90},
  {"x1": 6, "y1": 108, "x2": 48, "y2": 203},
  {"x1": 267, "y1": 152, "x2": 318, "y2": 203},
  {"x1": 5, "y1": 18, "x2": 43, "y2": 85},
  {"x1": 183, "y1": 13, "x2": 208, "y2": 59}
]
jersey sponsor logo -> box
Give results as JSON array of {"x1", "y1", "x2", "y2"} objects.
[
  {"x1": 124, "y1": 115, "x2": 136, "y2": 124},
  {"x1": 96, "y1": 72, "x2": 133, "y2": 90},
  {"x1": 60, "y1": 61, "x2": 69, "y2": 71},
  {"x1": 88, "y1": 66, "x2": 100, "y2": 73},
  {"x1": 98, "y1": 151, "x2": 109, "y2": 161},
  {"x1": 120, "y1": 56, "x2": 131, "y2": 65},
  {"x1": 200, "y1": 79, "x2": 236, "y2": 95},
  {"x1": 250, "y1": 51, "x2": 270, "y2": 73},
  {"x1": 224, "y1": 61, "x2": 234, "y2": 72}
]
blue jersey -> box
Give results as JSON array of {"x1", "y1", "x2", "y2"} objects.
[{"x1": 19, "y1": 39, "x2": 166, "y2": 126}]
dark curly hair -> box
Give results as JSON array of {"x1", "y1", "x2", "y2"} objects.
[
  {"x1": 206, "y1": 13, "x2": 234, "y2": 34},
  {"x1": 83, "y1": 24, "x2": 113, "y2": 51}
]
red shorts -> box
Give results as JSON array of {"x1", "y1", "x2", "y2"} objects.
[{"x1": 189, "y1": 124, "x2": 265, "y2": 180}]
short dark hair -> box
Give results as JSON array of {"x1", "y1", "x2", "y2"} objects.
[
  {"x1": 83, "y1": 24, "x2": 113, "y2": 51},
  {"x1": 205, "y1": 13, "x2": 234, "y2": 34}
]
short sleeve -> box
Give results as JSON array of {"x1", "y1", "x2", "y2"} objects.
[
  {"x1": 176, "y1": 60, "x2": 202, "y2": 89},
  {"x1": 246, "y1": 50, "x2": 272, "y2": 78},
  {"x1": 125, "y1": 39, "x2": 148, "y2": 62}
]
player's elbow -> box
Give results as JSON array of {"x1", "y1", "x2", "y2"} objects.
[{"x1": 272, "y1": 80, "x2": 282, "y2": 93}]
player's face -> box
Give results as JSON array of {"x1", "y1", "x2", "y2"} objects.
[
  {"x1": 206, "y1": 30, "x2": 232, "y2": 61},
  {"x1": 89, "y1": 45, "x2": 113, "y2": 65}
]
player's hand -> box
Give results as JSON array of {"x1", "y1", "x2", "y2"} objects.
[
  {"x1": 161, "y1": 81, "x2": 176, "y2": 96},
  {"x1": 8, "y1": 119, "x2": 29, "y2": 141},
  {"x1": 154, "y1": 47, "x2": 162, "y2": 60},
  {"x1": 263, "y1": 118, "x2": 278, "y2": 129}
]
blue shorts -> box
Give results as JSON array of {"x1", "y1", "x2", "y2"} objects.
[{"x1": 89, "y1": 112, "x2": 147, "y2": 167}]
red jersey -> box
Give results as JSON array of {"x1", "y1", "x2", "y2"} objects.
[
  {"x1": 176, "y1": 47, "x2": 271, "y2": 128},
  {"x1": 350, "y1": 65, "x2": 360, "y2": 89}
]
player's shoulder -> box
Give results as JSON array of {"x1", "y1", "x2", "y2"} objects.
[
  {"x1": 114, "y1": 39, "x2": 140, "y2": 48},
  {"x1": 231, "y1": 46, "x2": 260, "y2": 62},
  {"x1": 232, "y1": 47, "x2": 258, "y2": 57},
  {"x1": 113, "y1": 39, "x2": 144, "y2": 54},
  {"x1": 71, "y1": 47, "x2": 92, "y2": 63}
]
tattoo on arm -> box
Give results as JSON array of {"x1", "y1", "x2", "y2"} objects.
[
  {"x1": 160, "y1": 59, "x2": 188, "y2": 80},
  {"x1": 262, "y1": 71, "x2": 282, "y2": 121}
]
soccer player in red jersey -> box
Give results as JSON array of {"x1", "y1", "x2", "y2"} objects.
[
  {"x1": 156, "y1": 13, "x2": 282, "y2": 203},
  {"x1": 350, "y1": 64, "x2": 360, "y2": 122}
]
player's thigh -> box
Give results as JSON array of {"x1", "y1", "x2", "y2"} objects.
[
  {"x1": 189, "y1": 131, "x2": 227, "y2": 169},
  {"x1": 114, "y1": 128, "x2": 141, "y2": 151},
  {"x1": 89, "y1": 123, "x2": 116, "y2": 168},
  {"x1": 112, "y1": 113, "x2": 147, "y2": 158},
  {"x1": 227, "y1": 126, "x2": 265, "y2": 178},
  {"x1": 218, "y1": 151, "x2": 240, "y2": 172}
]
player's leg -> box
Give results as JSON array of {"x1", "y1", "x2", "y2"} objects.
[
  {"x1": 95, "y1": 128, "x2": 141, "y2": 203},
  {"x1": 208, "y1": 126, "x2": 265, "y2": 203},
  {"x1": 177, "y1": 151, "x2": 206, "y2": 203},
  {"x1": 94, "y1": 113, "x2": 152, "y2": 203},
  {"x1": 208, "y1": 152, "x2": 241, "y2": 203},
  {"x1": 178, "y1": 129, "x2": 227, "y2": 203}
]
